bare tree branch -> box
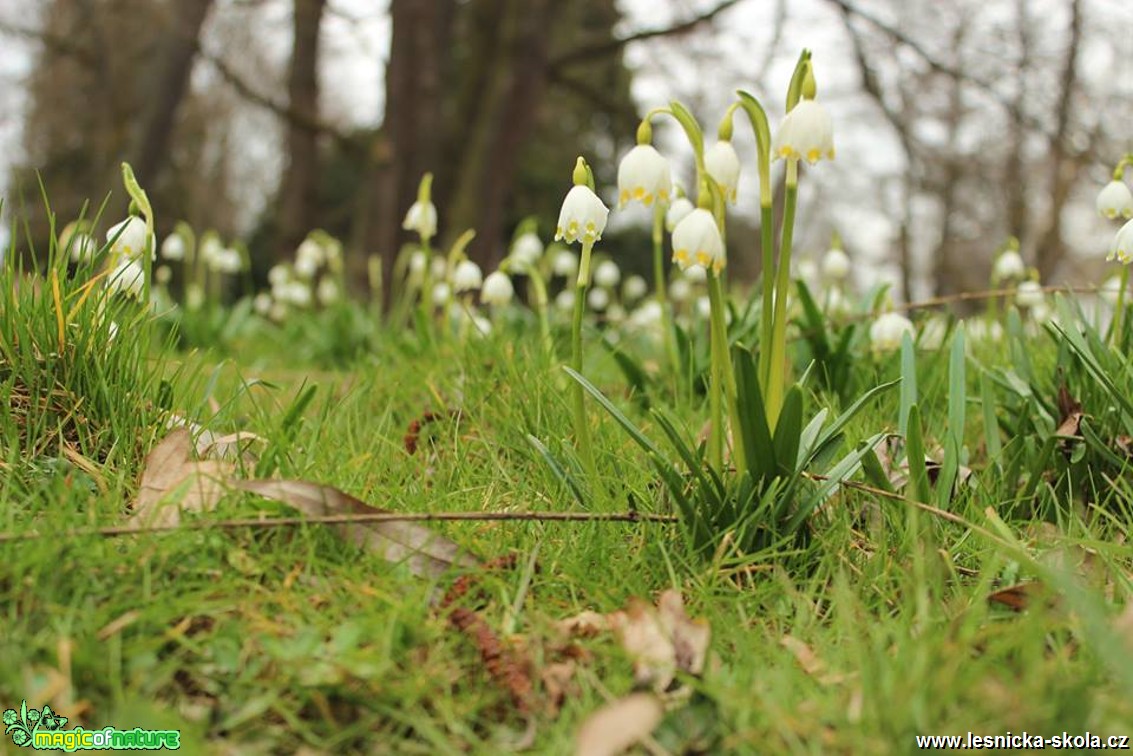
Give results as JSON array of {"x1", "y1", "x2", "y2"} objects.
[{"x1": 548, "y1": 0, "x2": 742, "y2": 70}]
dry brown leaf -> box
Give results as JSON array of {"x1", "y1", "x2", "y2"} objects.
[
  {"x1": 607, "y1": 590, "x2": 710, "y2": 693},
  {"x1": 541, "y1": 660, "x2": 577, "y2": 714},
  {"x1": 556, "y1": 610, "x2": 610, "y2": 638},
  {"x1": 987, "y1": 582, "x2": 1046, "y2": 611},
  {"x1": 129, "y1": 429, "x2": 234, "y2": 528},
  {"x1": 781, "y1": 635, "x2": 824, "y2": 677},
  {"x1": 236, "y1": 479, "x2": 479, "y2": 579},
  {"x1": 575, "y1": 693, "x2": 664, "y2": 756}
]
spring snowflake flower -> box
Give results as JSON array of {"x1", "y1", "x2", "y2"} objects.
[
  {"x1": 669, "y1": 277, "x2": 692, "y2": 303},
  {"x1": 967, "y1": 318, "x2": 1004, "y2": 343},
  {"x1": 671, "y1": 209, "x2": 725, "y2": 273},
  {"x1": 552, "y1": 249, "x2": 578, "y2": 277},
  {"x1": 1108, "y1": 219, "x2": 1133, "y2": 264},
  {"x1": 821, "y1": 248, "x2": 850, "y2": 280},
  {"x1": 280, "y1": 281, "x2": 312, "y2": 308},
  {"x1": 1015, "y1": 280, "x2": 1044, "y2": 309},
  {"x1": 773, "y1": 99, "x2": 835, "y2": 164},
  {"x1": 403, "y1": 199, "x2": 437, "y2": 240},
  {"x1": 155, "y1": 265, "x2": 172, "y2": 285},
  {"x1": 253, "y1": 292, "x2": 273, "y2": 315},
  {"x1": 665, "y1": 197, "x2": 695, "y2": 232},
  {"x1": 452, "y1": 260, "x2": 483, "y2": 293},
  {"x1": 869, "y1": 311, "x2": 914, "y2": 354},
  {"x1": 992, "y1": 250, "x2": 1026, "y2": 281},
  {"x1": 68, "y1": 232, "x2": 98, "y2": 263},
  {"x1": 1097, "y1": 180, "x2": 1133, "y2": 220},
  {"x1": 704, "y1": 141, "x2": 741, "y2": 202},
  {"x1": 107, "y1": 216, "x2": 154, "y2": 262},
  {"x1": 161, "y1": 234, "x2": 185, "y2": 261},
  {"x1": 555, "y1": 185, "x2": 609, "y2": 245},
  {"x1": 593, "y1": 260, "x2": 621, "y2": 289},
  {"x1": 554, "y1": 289, "x2": 575, "y2": 312},
  {"x1": 317, "y1": 278, "x2": 340, "y2": 306},
  {"x1": 1101, "y1": 274, "x2": 1127, "y2": 305},
  {"x1": 587, "y1": 287, "x2": 610, "y2": 311},
  {"x1": 432, "y1": 281, "x2": 451, "y2": 307},
  {"x1": 294, "y1": 239, "x2": 324, "y2": 278},
  {"x1": 509, "y1": 232, "x2": 543, "y2": 268},
  {"x1": 481, "y1": 271, "x2": 514, "y2": 305},
  {"x1": 617, "y1": 144, "x2": 672, "y2": 208},
  {"x1": 622, "y1": 274, "x2": 648, "y2": 302},
  {"x1": 918, "y1": 317, "x2": 947, "y2": 351},
  {"x1": 106, "y1": 259, "x2": 145, "y2": 299},
  {"x1": 682, "y1": 264, "x2": 707, "y2": 283}
]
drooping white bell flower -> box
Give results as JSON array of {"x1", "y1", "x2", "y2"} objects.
[
  {"x1": 869, "y1": 311, "x2": 914, "y2": 354},
  {"x1": 682, "y1": 264, "x2": 707, "y2": 284},
  {"x1": 704, "y1": 141, "x2": 741, "y2": 203},
  {"x1": 821, "y1": 248, "x2": 851, "y2": 280},
  {"x1": 587, "y1": 286, "x2": 610, "y2": 311},
  {"x1": 106, "y1": 259, "x2": 146, "y2": 299},
  {"x1": 918, "y1": 316, "x2": 948, "y2": 351},
  {"x1": 555, "y1": 185, "x2": 609, "y2": 245},
  {"x1": 671, "y1": 209, "x2": 725, "y2": 273},
  {"x1": 430, "y1": 256, "x2": 448, "y2": 281},
  {"x1": 622, "y1": 274, "x2": 648, "y2": 302},
  {"x1": 1097, "y1": 180, "x2": 1133, "y2": 220},
  {"x1": 481, "y1": 271, "x2": 514, "y2": 305},
  {"x1": 432, "y1": 281, "x2": 452, "y2": 307},
  {"x1": 617, "y1": 144, "x2": 672, "y2": 208},
  {"x1": 107, "y1": 216, "x2": 154, "y2": 262},
  {"x1": 669, "y1": 277, "x2": 692, "y2": 303},
  {"x1": 1015, "y1": 280, "x2": 1044, "y2": 309},
  {"x1": 402, "y1": 200, "x2": 437, "y2": 241},
  {"x1": 268, "y1": 264, "x2": 290, "y2": 289},
  {"x1": 992, "y1": 250, "x2": 1026, "y2": 281},
  {"x1": 317, "y1": 278, "x2": 340, "y2": 306},
  {"x1": 593, "y1": 260, "x2": 621, "y2": 289},
  {"x1": 773, "y1": 99, "x2": 835, "y2": 164},
  {"x1": 967, "y1": 318, "x2": 1004, "y2": 343},
  {"x1": 552, "y1": 249, "x2": 578, "y2": 278},
  {"x1": 408, "y1": 250, "x2": 428, "y2": 285},
  {"x1": 1108, "y1": 219, "x2": 1133, "y2": 264},
  {"x1": 69, "y1": 232, "x2": 98, "y2": 263},
  {"x1": 155, "y1": 265, "x2": 172, "y2": 285},
  {"x1": 280, "y1": 281, "x2": 312, "y2": 308},
  {"x1": 452, "y1": 260, "x2": 483, "y2": 293},
  {"x1": 509, "y1": 232, "x2": 544, "y2": 268},
  {"x1": 665, "y1": 197, "x2": 695, "y2": 232},
  {"x1": 253, "y1": 292, "x2": 273, "y2": 316},
  {"x1": 554, "y1": 289, "x2": 576, "y2": 312},
  {"x1": 161, "y1": 234, "x2": 186, "y2": 261}
]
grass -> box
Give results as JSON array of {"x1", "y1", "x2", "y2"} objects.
[{"x1": 2, "y1": 230, "x2": 1132, "y2": 754}]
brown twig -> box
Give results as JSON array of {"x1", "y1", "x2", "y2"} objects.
[{"x1": 0, "y1": 510, "x2": 676, "y2": 543}]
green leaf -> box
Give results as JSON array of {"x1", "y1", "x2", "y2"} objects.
[
  {"x1": 772, "y1": 385, "x2": 803, "y2": 479},
  {"x1": 899, "y1": 332, "x2": 917, "y2": 437},
  {"x1": 731, "y1": 344, "x2": 775, "y2": 482},
  {"x1": 947, "y1": 322, "x2": 967, "y2": 448},
  {"x1": 979, "y1": 370, "x2": 1002, "y2": 462},
  {"x1": 527, "y1": 435, "x2": 587, "y2": 508},
  {"x1": 860, "y1": 443, "x2": 895, "y2": 494},
  {"x1": 905, "y1": 404, "x2": 932, "y2": 504}
]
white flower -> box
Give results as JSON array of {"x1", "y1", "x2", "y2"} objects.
[
  {"x1": 704, "y1": 141, "x2": 741, "y2": 202},
  {"x1": 967, "y1": 318, "x2": 1004, "y2": 343},
  {"x1": 552, "y1": 249, "x2": 578, "y2": 278},
  {"x1": 821, "y1": 248, "x2": 851, "y2": 280},
  {"x1": 695, "y1": 295, "x2": 711, "y2": 319},
  {"x1": 555, "y1": 185, "x2": 609, "y2": 245},
  {"x1": 1097, "y1": 180, "x2": 1133, "y2": 220},
  {"x1": 432, "y1": 281, "x2": 451, "y2": 307},
  {"x1": 106, "y1": 259, "x2": 145, "y2": 299},
  {"x1": 773, "y1": 99, "x2": 835, "y2": 164},
  {"x1": 161, "y1": 234, "x2": 185, "y2": 261},
  {"x1": 869, "y1": 311, "x2": 914, "y2": 354},
  {"x1": 796, "y1": 259, "x2": 818, "y2": 285},
  {"x1": 317, "y1": 278, "x2": 340, "y2": 306},
  {"x1": 253, "y1": 292, "x2": 273, "y2": 315},
  {"x1": 587, "y1": 287, "x2": 610, "y2": 311},
  {"x1": 280, "y1": 281, "x2": 312, "y2": 308},
  {"x1": 617, "y1": 144, "x2": 672, "y2": 208},
  {"x1": 185, "y1": 284, "x2": 205, "y2": 311},
  {"x1": 665, "y1": 197, "x2": 694, "y2": 232},
  {"x1": 107, "y1": 216, "x2": 154, "y2": 262},
  {"x1": 669, "y1": 277, "x2": 692, "y2": 303},
  {"x1": 452, "y1": 260, "x2": 483, "y2": 293},
  {"x1": 671, "y1": 209, "x2": 725, "y2": 273},
  {"x1": 510, "y1": 233, "x2": 543, "y2": 268},
  {"x1": 296, "y1": 238, "x2": 324, "y2": 267},
  {"x1": 268, "y1": 264, "x2": 290, "y2": 288},
  {"x1": 682, "y1": 264, "x2": 707, "y2": 284},
  {"x1": 402, "y1": 200, "x2": 437, "y2": 240},
  {"x1": 1108, "y1": 219, "x2": 1133, "y2": 264},
  {"x1": 593, "y1": 260, "x2": 620, "y2": 289},
  {"x1": 622, "y1": 275, "x2": 648, "y2": 302},
  {"x1": 554, "y1": 289, "x2": 575, "y2": 312},
  {"x1": 1015, "y1": 280, "x2": 1044, "y2": 309},
  {"x1": 69, "y1": 232, "x2": 97, "y2": 263},
  {"x1": 481, "y1": 271, "x2": 514, "y2": 305},
  {"x1": 823, "y1": 287, "x2": 851, "y2": 318},
  {"x1": 209, "y1": 247, "x2": 243, "y2": 274},
  {"x1": 992, "y1": 250, "x2": 1026, "y2": 281},
  {"x1": 629, "y1": 300, "x2": 663, "y2": 331},
  {"x1": 408, "y1": 250, "x2": 428, "y2": 285},
  {"x1": 606, "y1": 304, "x2": 626, "y2": 323},
  {"x1": 155, "y1": 265, "x2": 172, "y2": 285},
  {"x1": 269, "y1": 301, "x2": 288, "y2": 322}
]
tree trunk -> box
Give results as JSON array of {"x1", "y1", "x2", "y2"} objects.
[
  {"x1": 132, "y1": 0, "x2": 216, "y2": 189},
  {"x1": 275, "y1": 0, "x2": 327, "y2": 264}
]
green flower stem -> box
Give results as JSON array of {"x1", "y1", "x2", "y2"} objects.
[
  {"x1": 758, "y1": 202, "x2": 775, "y2": 394},
  {"x1": 652, "y1": 203, "x2": 680, "y2": 383},
  {"x1": 1113, "y1": 264, "x2": 1130, "y2": 348},
  {"x1": 527, "y1": 268, "x2": 554, "y2": 362},
  {"x1": 571, "y1": 239, "x2": 598, "y2": 478},
  {"x1": 418, "y1": 239, "x2": 435, "y2": 342},
  {"x1": 766, "y1": 160, "x2": 799, "y2": 431},
  {"x1": 707, "y1": 270, "x2": 745, "y2": 475}
]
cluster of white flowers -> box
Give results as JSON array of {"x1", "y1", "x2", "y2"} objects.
[
  {"x1": 104, "y1": 216, "x2": 154, "y2": 300},
  {"x1": 200, "y1": 236, "x2": 244, "y2": 275},
  {"x1": 256, "y1": 233, "x2": 344, "y2": 321},
  {"x1": 869, "y1": 311, "x2": 914, "y2": 354},
  {"x1": 1099, "y1": 172, "x2": 1133, "y2": 264}
]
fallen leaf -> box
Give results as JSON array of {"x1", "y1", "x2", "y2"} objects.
[
  {"x1": 236, "y1": 479, "x2": 479, "y2": 579},
  {"x1": 541, "y1": 661, "x2": 577, "y2": 714},
  {"x1": 575, "y1": 693, "x2": 664, "y2": 756},
  {"x1": 556, "y1": 610, "x2": 610, "y2": 638},
  {"x1": 987, "y1": 582, "x2": 1045, "y2": 611},
  {"x1": 780, "y1": 635, "x2": 824, "y2": 677},
  {"x1": 128, "y1": 429, "x2": 234, "y2": 528},
  {"x1": 606, "y1": 590, "x2": 710, "y2": 693}
]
